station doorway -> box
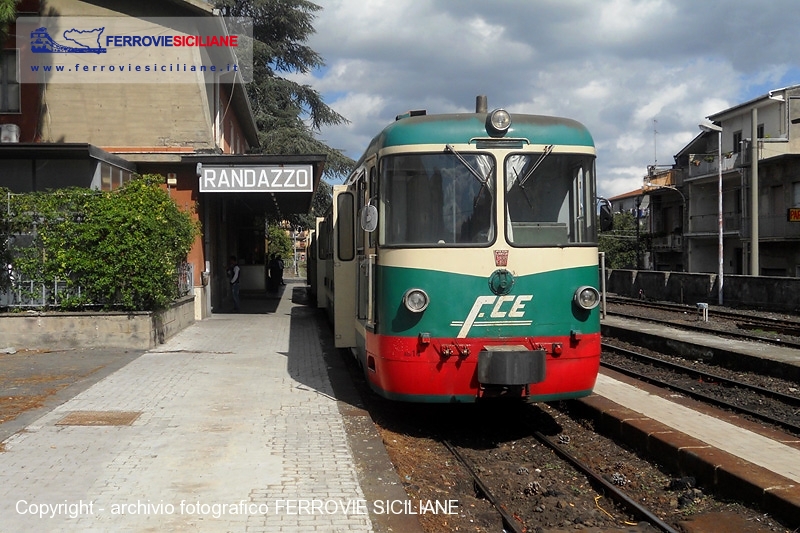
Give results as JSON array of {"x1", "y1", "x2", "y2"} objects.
[
  {"x1": 193, "y1": 155, "x2": 327, "y2": 315},
  {"x1": 138, "y1": 154, "x2": 327, "y2": 318}
]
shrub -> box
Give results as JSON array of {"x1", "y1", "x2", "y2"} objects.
[{"x1": 3, "y1": 175, "x2": 199, "y2": 311}]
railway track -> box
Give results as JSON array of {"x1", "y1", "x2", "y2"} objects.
[
  {"x1": 443, "y1": 435, "x2": 679, "y2": 533},
  {"x1": 601, "y1": 341, "x2": 800, "y2": 435},
  {"x1": 605, "y1": 296, "x2": 800, "y2": 347},
  {"x1": 336, "y1": 324, "x2": 794, "y2": 531}
]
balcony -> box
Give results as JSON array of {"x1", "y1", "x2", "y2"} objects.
[
  {"x1": 687, "y1": 152, "x2": 741, "y2": 179},
  {"x1": 646, "y1": 168, "x2": 683, "y2": 188},
  {"x1": 687, "y1": 212, "x2": 741, "y2": 234},
  {"x1": 651, "y1": 234, "x2": 683, "y2": 251},
  {"x1": 740, "y1": 215, "x2": 800, "y2": 239}
]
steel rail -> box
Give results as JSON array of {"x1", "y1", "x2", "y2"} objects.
[
  {"x1": 442, "y1": 440, "x2": 525, "y2": 533},
  {"x1": 601, "y1": 342, "x2": 800, "y2": 435},
  {"x1": 444, "y1": 435, "x2": 679, "y2": 533},
  {"x1": 606, "y1": 296, "x2": 800, "y2": 338},
  {"x1": 530, "y1": 430, "x2": 680, "y2": 533}
]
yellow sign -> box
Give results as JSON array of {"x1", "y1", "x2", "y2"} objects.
[{"x1": 788, "y1": 208, "x2": 800, "y2": 222}]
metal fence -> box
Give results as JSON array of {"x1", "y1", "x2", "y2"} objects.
[
  {"x1": 177, "y1": 262, "x2": 194, "y2": 298},
  {"x1": 0, "y1": 277, "x2": 81, "y2": 309},
  {"x1": 0, "y1": 262, "x2": 194, "y2": 310}
]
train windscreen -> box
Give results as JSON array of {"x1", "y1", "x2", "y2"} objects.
[
  {"x1": 379, "y1": 153, "x2": 497, "y2": 246},
  {"x1": 505, "y1": 153, "x2": 597, "y2": 246}
]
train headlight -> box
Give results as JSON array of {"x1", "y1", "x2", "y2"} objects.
[
  {"x1": 486, "y1": 109, "x2": 511, "y2": 135},
  {"x1": 402, "y1": 288, "x2": 430, "y2": 313},
  {"x1": 573, "y1": 286, "x2": 600, "y2": 310}
]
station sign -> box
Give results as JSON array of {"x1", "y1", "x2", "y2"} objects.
[
  {"x1": 789, "y1": 208, "x2": 800, "y2": 222},
  {"x1": 199, "y1": 164, "x2": 313, "y2": 193}
]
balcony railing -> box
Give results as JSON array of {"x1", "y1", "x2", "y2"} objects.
[
  {"x1": 651, "y1": 234, "x2": 683, "y2": 251},
  {"x1": 688, "y1": 152, "x2": 741, "y2": 179},
  {"x1": 739, "y1": 216, "x2": 800, "y2": 239},
  {"x1": 688, "y1": 212, "x2": 741, "y2": 233}
]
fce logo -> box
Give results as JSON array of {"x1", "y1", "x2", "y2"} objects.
[{"x1": 450, "y1": 295, "x2": 534, "y2": 338}]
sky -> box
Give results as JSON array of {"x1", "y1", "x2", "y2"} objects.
[{"x1": 291, "y1": 0, "x2": 800, "y2": 199}]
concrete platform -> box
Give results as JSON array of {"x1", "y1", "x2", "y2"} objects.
[
  {"x1": 602, "y1": 314, "x2": 800, "y2": 380},
  {"x1": 577, "y1": 316, "x2": 800, "y2": 528},
  {"x1": 0, "y1": 283, "x2": 423, "y2": 533}
]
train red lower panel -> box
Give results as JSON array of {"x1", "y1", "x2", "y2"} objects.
[{"x1": 361, "y1": 332, "x2": 601, "y2": 402}]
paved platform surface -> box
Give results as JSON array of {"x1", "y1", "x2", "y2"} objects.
[
  {"x1": 586, "y1": 316, "x2": 800, "y2": 527},
  {"x1": 0, "y1": 283, "x2": 420, "y2": 533},
  {"x1": 603, "y1": 314, "x2": 800, "y2": 368}
]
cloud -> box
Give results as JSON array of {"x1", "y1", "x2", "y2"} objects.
[{"x1": 304, "y1": 0, "x2": 798, "y2": 197}]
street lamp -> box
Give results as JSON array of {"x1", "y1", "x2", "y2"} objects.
[{"x1": 699, "y1": 122, "x2": 723, "y2": 305}]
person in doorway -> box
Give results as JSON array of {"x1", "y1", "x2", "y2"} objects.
[
  {"x1": 227, "y1": 255, "x2": 241, "y2": 311},
  {"x1": 268, "y1": 253, "x2": 281, "y2": 292}
]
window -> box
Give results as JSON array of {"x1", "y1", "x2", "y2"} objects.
[
  {"x1": 793, "y1": 182, "x2": 800, "y2": 207},
  {"x1": 770, "y1": 185, "x2": 784, "y2": 213},
  {"x1": 0, "y1": 49, "x2": 20, "y2": 113},
  {"x1": 379, "y1": 153, "x2": 496, "y2": 246},
  {"x1": 732, "y1": 131, "x2": 742, "y2": 153},
  {"x1": 791, "y1": 98, "x2": 800, "y2": 126},
  {"x1": 99, "y1": 163, "x2": 134, "y2": 191},
  {"x1": 505, "y1": 152, "x2": 596, "y2": 245},
  {"x1": 337, "y1": 192, "x2": 354, "y2": 261}
]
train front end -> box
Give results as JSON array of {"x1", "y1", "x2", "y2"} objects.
[{"x1": 361, "y1": 107, "x2": 602, "y2": 402}]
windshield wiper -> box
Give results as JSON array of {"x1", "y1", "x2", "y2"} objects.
[
  {"x1": 516, "y1": 145, "x2": 553, "y2": 188},
  {"x1": 445, "y1": 144, "x2": 490, "y2": 185}
]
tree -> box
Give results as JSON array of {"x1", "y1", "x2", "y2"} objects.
[
  {"x1": 267, "y1": 223, "x2": 292, "y2": 261},
  {"x1": 598, "y1": 212, "x2": 645, "y2": 269},
  {"x1": 288, "y1": 178, "x2": 331, "y2": 229},
  {"x1": 215, "y1": 0, "x2": 355, "y2": 179},
  {"x1": 0, "y1": 0, "x2": 16, "y2": 44}
]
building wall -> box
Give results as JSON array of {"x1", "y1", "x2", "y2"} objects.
[
  {"x1": 218, "y1": 86, "x2": 250, "y2": 154},
  {"x1": 42, "y1": 83, "x2": 215, "y2": 149},
  {"x1": 0, "y1": 0, "x2": 41, "y2": 142},
  {"x1": 36, "y1": 0, "x2": 218, "y2": 149}
]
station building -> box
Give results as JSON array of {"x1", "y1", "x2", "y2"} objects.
[{"x1": 0, "y1": 0, "x2": 326, "y2": 318}]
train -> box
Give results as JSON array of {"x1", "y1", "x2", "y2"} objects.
[{"x1": 309, "y1": 96, "x2": 606, "y2": 402}]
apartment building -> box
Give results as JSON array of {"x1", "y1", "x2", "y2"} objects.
[{"x1": 646, "y1": 85, "x2": 800, "y2": 277}]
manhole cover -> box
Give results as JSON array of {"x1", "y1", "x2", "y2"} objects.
[{"x1": 56, "y1": 411, "x2": 142, "y2": 426}]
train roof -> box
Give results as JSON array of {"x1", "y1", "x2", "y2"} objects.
[{"x1": 361, "y1": 112, "x2": 595, "y2": 158}]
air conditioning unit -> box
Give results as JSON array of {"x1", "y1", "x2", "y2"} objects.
[{"x1": 1, "y1": 123, "x2": 20, "y2": 143}]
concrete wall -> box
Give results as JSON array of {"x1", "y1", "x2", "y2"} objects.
[
  {"x1": 39, "y1": 0, "x2": 215, "y2": 149},
  {"x1": 605, "y1": 269, "x2": 800, "y2": 312},
  {"x1": 0, "y1": 296, "x2": 195, "y2": 351}
]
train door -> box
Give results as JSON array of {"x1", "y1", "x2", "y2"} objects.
[
  {"x1": 330, "y1": 185, "x2": 357, "y2": 348},
  {"x1": 356, "y1": 164, "x2": 378, "y2": 332},
  {"x1": 313, "y1": 216, "x2": 326, "y2": 308}
]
